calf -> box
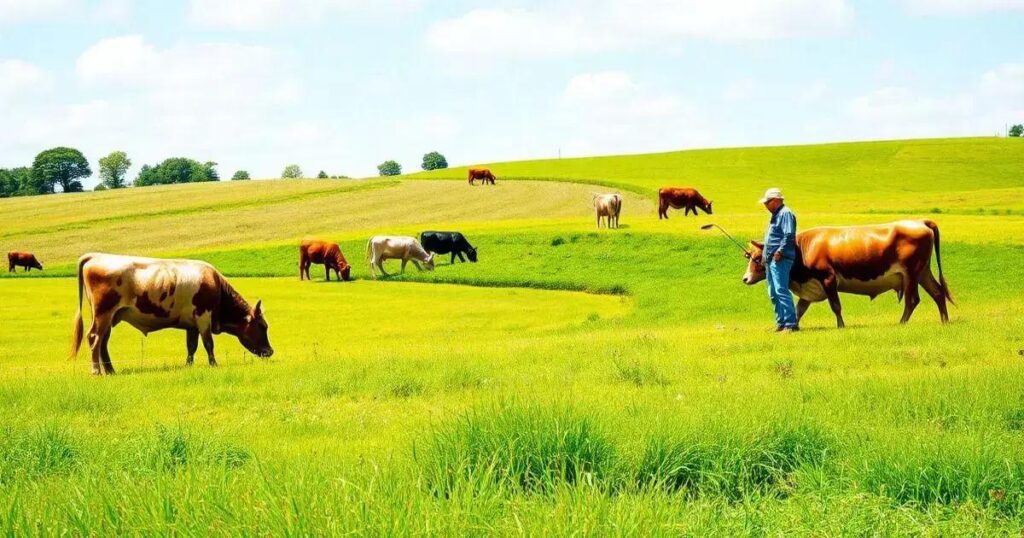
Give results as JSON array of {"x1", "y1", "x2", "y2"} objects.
[
  {"x1": 366, "y1": 236, "x2": 435, "y2": 278},
  {"x1": 300, "y1": 239, "x2": 351, "y2": 281},
  {"x1": 741, "y1": 220, "x2": 952, "y2": 327},
  {"x1": 593, "y1": 193, "x2": 622, "y2": 229},
  {"x1": 658, "y1": 187, "x2": 712, "y2": 219},
  {"x1": 420, "y1": 231, "x2": 478, "y2": 264},
  {"x1": 70, "y1": 253, "x2": 273, "y2": 375},
  {"x1": 468, "y1": 168, "x2": 496, "y2": 185},
  {"x1": 8, "y1": 251, "x2": 42, "y2": 272}
]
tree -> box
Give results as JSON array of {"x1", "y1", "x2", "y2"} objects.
[
  {"x1": 232, "y1": 170, "x2": 251, "y2": 180},
  {"x1": 98, "y1": 150, "x2": 131, "y2": 189},
  {"x1": 1010, "y1": 124, "x2": 1023, "y2": 137},
  {"x1": 0, "y1": 167, "x2": 34, "y2": 197},
  {"x1": 281, "y1": 164, "x2": 303, "y2": 179},
  {"x1": 134, "y1": 157, "x2": 219, "y2": 187},
  {"x1": 421, "y1": 151, "x2": 448, "y2": 171},
  {"x1": 317, "y1": 170, "x2": 328, "y2": 179},
  {"x1": 377, "y1": 160, "x2": 401, "y2": 176},
  {"x1": 32, "y1": 147, "x2": 91, "y2": 193},
  {"x1": 93, "y1": 184, "x2": 108, "y2": 191}
]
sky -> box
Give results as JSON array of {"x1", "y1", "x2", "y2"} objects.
[{"x1": 0, "y1": 0, "x2": 1022, "y2": 185}]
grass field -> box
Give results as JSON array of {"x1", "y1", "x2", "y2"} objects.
[{"x1": 1, "y1": 137, "x2": 1024, "y2": 534}]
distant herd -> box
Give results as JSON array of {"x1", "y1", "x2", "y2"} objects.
[{"x1": 4, "y1": 167, "x2": 952, "y2": 376}]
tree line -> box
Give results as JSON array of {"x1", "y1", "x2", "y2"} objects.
[{"x1": 1, "y1": 146, "x2": 454, "y2": 198}]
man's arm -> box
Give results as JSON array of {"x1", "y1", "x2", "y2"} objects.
[{"x1": 772, "y1": 210, "x2": 797, "y2": 262}]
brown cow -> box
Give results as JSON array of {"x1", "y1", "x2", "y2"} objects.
[
  {"x1": 468, "y1": 168, "x2": 496, "y2": 185},
  {"x1": 300, "y1": 239, "x2": 351, "y2": 281},
  {"x1": 658, "y1": 187, "x2": 712, "y2": 219},
  {"x1": 70, "y1": 253, "x2": 273, "y2": 375},
  {"x1": 8, "y1": 251, "x2": 42, "y2": 272},
  {"x1": 741, "y1": 220, "x2": 952, "y2": 327}
]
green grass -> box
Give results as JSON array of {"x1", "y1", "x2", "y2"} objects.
[{"x1": 1, "y1": 137, "x2": 1023, "y2": 534}]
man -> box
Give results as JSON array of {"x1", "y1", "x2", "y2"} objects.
[{"x1": 760, "y1": 188, "x2": 799, "y2": 332}]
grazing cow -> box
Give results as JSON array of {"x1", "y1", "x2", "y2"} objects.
[
  {"x1": 593, "y1": 193, "x2": 622, "y2": 229},
  {"x1": 70, "y1": 253, "x2": 273, "y2": 375},
  {"x1": 8, "y1": 251, "x2": 42, "y2": 272},
  {"x1": 740, "y1": 220, "x2": 952, "y2": 327},
  {"x1": 420, "y1": 231, "x2": 478, "y2": 264},
  {"x1": 366, "y1": 236, "x2": 435, "y2": 278},
  {"x1": 658, "y1": 187, "x2": 713, "y2": 219},
  {"x1": 300, "y1": 239, "x2": 351, "y2": 281},
  {"x1": 468, "y1": 168, "x2": 496, "y2": 185}
]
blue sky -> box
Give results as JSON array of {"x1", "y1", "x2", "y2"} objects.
[{"x1": 1, "y1": 0, "x2": 1022, "y2": 184}]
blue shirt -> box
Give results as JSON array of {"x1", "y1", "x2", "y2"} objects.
[{"x1": 763, "y1": 204, "x2": 797, "y2": 262}]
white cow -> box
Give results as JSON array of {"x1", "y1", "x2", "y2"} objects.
[
  {"x1": 366, "y1": 235, "x2": 435, "y2": 278},
  {"x1": 593, "y1": 193, "x2": 622, "y2": 229}
]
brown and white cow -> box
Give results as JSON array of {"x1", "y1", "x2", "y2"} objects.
[
  {"x1": 366, "y1": 236, "x2": 435, "y2": 278},
  {"x1": 70, "y1": 253, "x2": 273, "y2": 375},
  {"x1": 468, "y1": 168, "x2": 496, "y2": 185},
  {"x1": 300, "y1": 239, "x2": 351, "y2": 281},
  {"x1": 8, "y1": 251, "x2": 42, "y2": 272},
  {"x1": 593, "y1": 193, "x2": 622, "y2": 229},
  {"x1": 658, "y1": 187, "x2": 712, "y2": 219},
  {"x1": 741, "y1": 220, "x2": 952, "y2": 327}
]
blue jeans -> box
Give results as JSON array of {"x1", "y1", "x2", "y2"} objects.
[{"x1": 767, "y1": 257, "x2": 798, "y2": 328}]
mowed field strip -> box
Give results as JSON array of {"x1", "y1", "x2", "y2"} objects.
[{"x1": 1, "y1": 137, "x2": 1024, "y2": 534}]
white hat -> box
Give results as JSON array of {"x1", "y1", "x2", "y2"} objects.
[{"x1": 759, "y1": 188, "x2": 783, "y2": 204}]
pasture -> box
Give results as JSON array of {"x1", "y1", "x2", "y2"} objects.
[{"x1": 1, "y1": 137, "x2": 1023, "y2": 534}]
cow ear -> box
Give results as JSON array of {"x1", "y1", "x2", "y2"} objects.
[{"x1": 253, "y1": 299, "x2": 264, "y2": 318}]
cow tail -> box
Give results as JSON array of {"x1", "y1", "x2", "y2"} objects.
[
  {"x1": 924, "y1": 220, "x2": 954, "y2": 305},
  {"x1": 69, "y1": 255, "x2": 90, "y2": 359}
]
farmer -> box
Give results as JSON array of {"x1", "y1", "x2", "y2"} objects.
[{"x1": 760, "y1": 188, "x2": 799, "y2": 332}]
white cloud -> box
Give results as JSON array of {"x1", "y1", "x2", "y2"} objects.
[
  {"x1": 980, "y1": 63, "x2": 1024, "y2": 100},
  {"x1": 903, "y1": 0, "x2": 1024, "y2": 15},
  {"x1": 559, "y1": 71, "x2": 713, "y2": 156},
  {"x1": 724, "y1": 78, "x2": 755, "y2": 101},
  {"x1": 0, "y1": 59, "x2": 51, "y2": 102},
  {"x1": 188, "y1": 0, "x2": 422, "y2": 30},
  {"x1": 0, "y1": 0, "x2": 72, "y2": 23},
  {"x1": 427, "y1": 0, "x2": 853, "y2": 61},
  {"x1": 798, "y1": 81, "x2": 829, "y2": 102}
]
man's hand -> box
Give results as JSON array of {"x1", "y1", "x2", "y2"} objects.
[{"x1": 773, "y1": 251, "x2": 782, "y2": 263}]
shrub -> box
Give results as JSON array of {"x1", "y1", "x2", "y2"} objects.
[{"x1": 377, "y1": 160, "x2": 401, "y2": 176}]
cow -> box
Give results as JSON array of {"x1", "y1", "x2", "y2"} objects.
[
  {"x1": 658, "y1": 187, "x2": 713, "y2": 219},
  {"x1": 70, "y1": 253, "x2": 273, "y2": 375},
  {"x1": 468, "y1": 168, "x2": 497, "y2": 185},
  {"x1": 300, "y1": 239, "x2": 351, "y2": 281},
  {"x1": 593, "y1": 193, "x2": 622, "y2": 229},
  {"x1": 366, "y1": 236, "x2": 435, "y2": 278},
  {"x1": 420, "y1": 231, "x2": 478, "y2": 264},
  {"x1": 740, "y1": 220, "x2": 952, "y2": 328},
  {"x1": 8, "y1": 251, "x2": 42, "y2": 272}
]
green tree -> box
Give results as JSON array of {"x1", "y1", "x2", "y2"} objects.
[
  {"x1": 32, "y1": 147, "x2": 91, "y2": 193},
  {"x1": 232, "y1": 170, "x2": 251, "y2": 180},
  {"x1": 317, "y1": 170, "x2": 328, "y2": 179},
  {"x1": 421, "y1": 151, "x2": 448, "y2": 171},
  {"x1": 98, "y1": 150, "x2": 132, "y2": 189},
  {"x1": 133, "y1": 157, "x2": 218, "y2": 187},
  {"x1": 281, "y1": 164, "x2": 303, "y2": 179},
  {"x1": 377, "y1": 160, "x2": 401, "y2": 176},
  {"x1": 93, "y1": 184, "x2": 108, "y2": 191},
  {"x1": 1010, "y1": 124, "x2": 1023, "y2": 137}
]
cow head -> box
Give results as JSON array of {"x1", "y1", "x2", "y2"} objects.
[
  {"x1": 424, "y1": 253, "x2": 436, "y2": 271},
  {"x1": 742, "y1": 241, "x2": 767, "y2": 285},
  {"x1": 702, "y1": 199, "x2": 714, "y2": 215},
  {"x1": 329, "y1": 256, "x2": 352, "y2": 281},
  {"x1": 340, "y1": 263, "x2": 352, "y2": 281},
  {"x1": 237, "y1": 300, "x2": 274, "y2": 357},
  {"x1": 30, "y1": 257, "x2": 43, "y2": 270},
  {"x1": 467, "y1": 247, "x2": 478, "y2": 263}
]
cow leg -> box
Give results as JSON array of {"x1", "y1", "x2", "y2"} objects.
[
  {"x1": 822, "y1": 276, "x2": 845, "y2": 328},
  {"x1": 411, "y1": 260, "x2": 423, "y2": 271},
  {"x1": 400, "y1": 259, "x2": 408, "y2": 274},
  {"x1": 451, "y1": 252, "x2": 457, "y2": 265},
  {"x1": 87, "y1": 314, "x2": 113, "y2": 375},
  {"x1": 919, "y1": 269, "x2": 949, "y2": 323},
  {"x1": 325, "y1": 265, "x2": 331, "y2": 281},
  {"x1": 796, "y1": 298, "x2": 812, "y2": 321},
  {"x1": 900, "y1": 278, "x2": 921, "y2": 324},
  {"x1": 376, "y1": 259, "x2": 388, "y2": 277},
  {"x1": 185, "y1": 329, "x2": 199, "y2": 366},
  {"x1": 201, "y1": 331, "x2": 217, "y2": 366},
  {"x1": 99, "y1": 331, "x2": 115, "y2": 375},
  {"x1": 457, "y1": 252, "x2": 466, "y2": 263}
]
